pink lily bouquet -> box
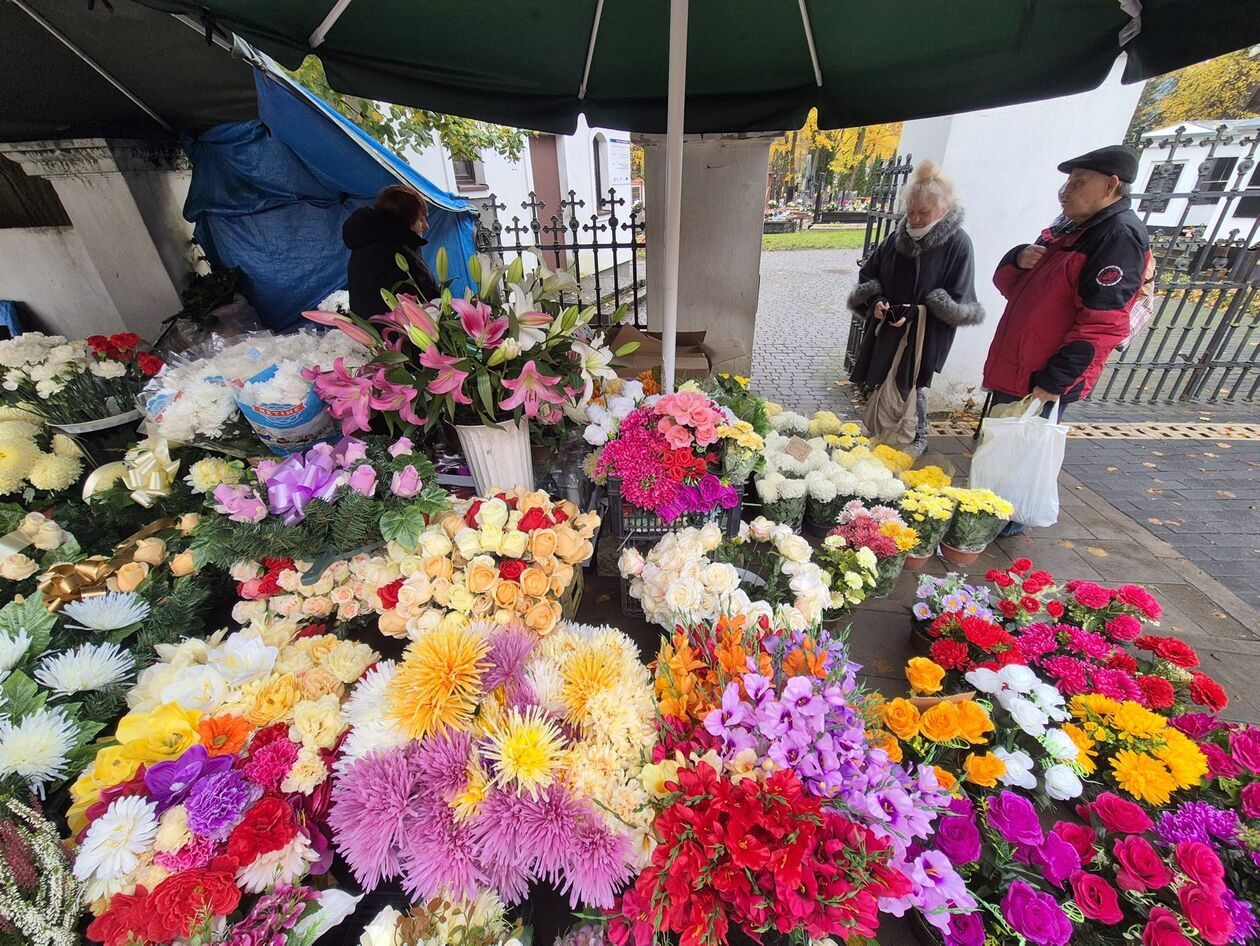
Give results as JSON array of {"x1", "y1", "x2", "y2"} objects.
[{"x1": 302, "y1": 250, "x2": 634, "y2": 433}]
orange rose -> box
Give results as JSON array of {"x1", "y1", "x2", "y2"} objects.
[
  {"x1": 517, "y1": 490, "x2": 550, "y2": 513},
  {"x1": 524, "y1": 599, "x2": 561, "y2": 635},
  {"x1": 177, "y1": 513, "x2": 201, "y2": 534},
  {"x1": 919, "y1": 702, "x2": 962, "y2": 743},
  {"x1": 439, "y1": 512, "x2": 464, "y2": 536},
  {"x1": 554, "y1": 528, "x2": 590, "y2": 564},
  {"x1": 528, "y1": 529, "x2": 559, "y2": 562},
  {"x1": 573, "y1": 511, "x2": 600, "y2": 536},
  {"x1": 882, "y1": 698, "x2": 921, "y2": 741},
  {"x1": 553, "y1": 561, "x2": 575, "y2": 591},
  {"x1": 109, "y1": 561, "x2": 150, "y2": 593},
  {"x1": 963, "y1": 752, "x2": 1007, "y2": 788},
  {"x1": 378, "y1": 609, "x2": 409, "y2": 638},
  {"x1": 466, "y1": 559, "x2": 498, "y2": 595},
  {"x1": 932, "y1": 766, "x2": 959, "y2": 792},
  {"x1": 878, "y1": 732, "x2": 903, "y2": 764},
  {"x1": 956, "y1": 700, "x2": 995, "y2": 744},
  {"x1": 519, "y1": 567, "x2": 549, "y2": 599},
  {"x1": 169, "y1": 550, "x2": 198, "y2": 577},
  {"x1": 905, "y1": 657, "x2": 945, "y2": 696},
  {"x1": 424, "y1": 555, "x2": 455, "y2": 581},
  {"x1": 493, "y1": 580, "x2": 520, "y2": 610},
  {"x1": 130, "y1": 537, "x2": 167, "y2": 566},
  {"x1": 548, "y1": 574, "x2": 567, "y2": 597}
]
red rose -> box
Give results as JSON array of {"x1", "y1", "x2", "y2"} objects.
[
  {"x1": 1052, "y1": 821, "x2": 1097, "y2": 866},
  {"x1": 499, "y1": 559, "x2": 527, "y2": 581},
  {"x1": 87, "y1": 887, "x2": 151, "y2": 946},
  {"x1": 1189, "y1": 672, "x2": 1228, "y2": 713},
  {"x1": 137, "y1": 352, "x2": 164, "y2": 376},
  {"x1": 994, "y1": 574, "x2": 1016, "y2": 588},
  {"x1": 518, "y1": 507, "x2": 553, "y2": 532},
  {"x1": 1069, "y1": 871, "x2": 1123, "y2": 925},
  {"x1": 1135, "y1": 635, "x2": 1200, "y2": 669},
  {"x1": 146, "y1": 865, "x2": 240, "y2": 942},
  {"x1": 1092, "y1": 792, "x2": 1154, "y2": 835},
  {"x1": 552, "y1": 507, "x2": 569, "y2": 523},
  {"x1": 1174, "y1": 841, "x2": 1225, "y2": 893},
  {"x1": 377, "y1": 578, "x2": 405, "y2": 610},
  {"x1": 254, "y1": 570, "x2": 283, "y2": 598},
  {"x1": 1143, "y1": 906, "x2": 1194, "y2": 946},
  {"x1": 227, "y1": 796, "x2": 297, "y2": 865},
  {"x1": 1011, "y1": 557, "x2": 1033, "y2": 573},
  {"x1": 464, "y1": 499, "x2": 484, "y2": 527},
  {"x1": 1046, "y1": 599, "x2": 1065, "y2": 619},
  {"x1": 1137, "y1": 675, "x2": 1176, "y2": 710},
  {"x1": 998, "y1": 599, "x2": 1019, "y2": 618},
  {"x1": 1177, "y1": 884, "x2": 1234, "y2": 946},
  {"x1": 110, "y1": 332, "x2": 142, "y2": 350},
  {"x1": 929, "y1": 639, "x2": 969, "y2": 671},
  {"x1": 985, "y1": 569, "x2": 1004, "y2": 581},
  {"x1": 1020, "y1": 596, "x2": 1040, "y2": 613},
  {"x1": 1113, "y1": 836, "x2": 1172, "y2": 893}
]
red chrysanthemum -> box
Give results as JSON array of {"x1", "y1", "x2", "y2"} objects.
[
  {"x1": 1011, "y1": 558, "x2": 1033, "y2": 573},
  {"x1": 1137, "y1": 675, "x2": 1177, "y2": 710},
  {"x1": 930, "y1": 639, "x2": 970, "y2": 671},
  {"x1": 1189, "y1": 672, "x2": 1228, "y2": 713},
  {"x1": 1135, "y1": 635, "x2": 1200, "y2": 669},
  {"x1": 1070, "y1": 581, "x2": 1112, "y2": 610}
]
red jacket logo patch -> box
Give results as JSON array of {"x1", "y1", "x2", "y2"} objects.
[{"x1": 1096, "y1": 265, "x2": 1124, "y2": 287}]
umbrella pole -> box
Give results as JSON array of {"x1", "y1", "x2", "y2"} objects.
[{"x1": 660, "y1": 0, "x2": 689, "y2": 393}]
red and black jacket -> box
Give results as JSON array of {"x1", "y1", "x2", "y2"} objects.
[{"x1": 983, "y1": 198, "x2": 1150, "y2": 402}]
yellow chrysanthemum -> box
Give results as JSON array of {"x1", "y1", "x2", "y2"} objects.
[
  {"x1": 1063, "y1": 723, "x2": 1098, "y2": 776},
  {"x1": 386, "y1": 627, "x2": 489, "y2": 739},
  {"x1": 901, "y1": 466, "x2": 953, "y2": 490},
  {"x1": 1110, "y1": 701, "x2": 1167, "y2": 742},
  {"x1": 0, "y1": 438, "x2": 38, "y2": 494},
  {"x1": 0, "y1": 420, "x2": 41, "y2": 443},
  {"x1": 1072, "y1": 693, "x2": 1122, "y2": 719},
  {"x1": 50, "y1": 433, "x2": 82, "y2": 458},
  {"x1": 1111, "y1": 749, "x2": 1177, "y2": 806},
  {"x1": 1158, "y1": 730, "x2": 1209, "y2": 789},
  {"x1": 873, "y1": 444, "x2": 914, "y2": 473},
  {"x1": 879, "y1": 521, "x2": 921, "y2": 553},
  {"x1": 560, "y1": 643, "x2": 620, "y2": 727},
  {"x1": 483, "y1": 706, "x2": 564, "y2": 798},
  {"x1": 27, "y1": 452, "x2": 82, "y2": 491}
]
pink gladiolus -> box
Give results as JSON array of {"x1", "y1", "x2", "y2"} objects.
[
  {"x1": 452, "y1": 299, "x2": 508, "y2": 349},
  {"x1": 368, "y1": 369, "x2": 427, "y2": 426},
  {"x1": 302, "y1": 310, "x2": 379, "y2": 349},
  {"x1": 348, "y1": 464, "x2": 377, "y2": 497},
  {"x1": 419, "y1": 346, "x2": 472, "y2": 404},
  {"x1": 499, "y1": 360, "x2": 566, "y2": 418},
  {"x1": 305, "y1": 358, "x2": 376, "y2": 434},
  {"x1": 390, "y1": 465, "x2": 423, "y2": 498}
]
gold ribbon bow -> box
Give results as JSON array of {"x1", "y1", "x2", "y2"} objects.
[
  {"x1": 83, "y1": 437, "x2": 180, "y2": 508},
  {"x1": 37, "y1": 518, "x2": 176, "y2": 610}
]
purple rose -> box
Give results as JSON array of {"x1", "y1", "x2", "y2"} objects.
[
  {"x1": 987, "y1": 791, "x2": 1043, "y2": 848},
  {"x1": 697, "y1": 473, "x2": 724, "y2": 505},
  {"x1": 1170, "y1": 713, "x2": 1223, "y2": 740},
  {"x1": 934, "y1": 813, "x2": 982, "y2": 866},
  {"x1": 348, "y1": 463, "x2": 377, "y2": 497},
  {"x1": 1243, "y1": 783, "x2": 1260, "y2": 819},
  {"x1": 718, "y1": 484, "x2": 740, "y2": 509},
  {"x1": 1002, "y1": 881, "x2": 1073, "y2": 946},
  {"x1": 390, "y1": 464, "x2": 423, "y2": 499},
  {"x1": 212, "y1": 484, "x2": 267, "y2": 523},
  {"x1": 944, "y1": 911, "x2": 985, "y2": 946},
  {"x1": 334, "y1": 437, "x2": 368, "y2": 466},
  {"x1": 1030, "y1": 830, "x2": 1081, "y2": 888},
  {"x1": 1230, "y1": 728, "x2": 1260, "y2": 774}
]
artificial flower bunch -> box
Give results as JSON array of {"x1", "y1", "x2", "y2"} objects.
[
  {"x1": 922, "y1": 609, "x2": 1023, "y2": 677},
  {"x1": 193, "y1": 435, "x2": 448, "y2": 566},
  {"x1": 0, "y1": 414, "x2": 85, "y2": 499},
  {"x1": 910, "y1": 574, "x2": 996, "y2": 625},
  {"x1": 813, "y1": 532, "x2": 880, "y2": 616},
  {"x1": 984, "y1": 557, "x2": 1060, "y2": 627},
  {"x1": 307, "y1": 250, "x2": 624, "y2": 430},
  {"x1": 715, "y1": 516, "x2": 835, "y2": 621},
  {"x1": 807, "y1": 410, "x2": 868, "y2": 449},
  {"x1": 941, "y1": 487, "x2": 1014, "y2": 551},
  {"x1": 753, "y1": 470, "x2": 809, "y2": 526},
  {"x1": 227, "y1": 552, "x2": 393, "y2": 630},
  {"x1": 871, "y1": 444, "x2": 914, "y2": 474},
  {"x1": 0, "y1": 332, "x2": 162, "y2": 425},
  {"x1": 595, "y1": 391, "x2": 741, "y2": 524},
  {"x1": 358, "y1": 893, "x2": 526, "y2": 946},
  {"x1": 766, "y1": 408, "x2": 811, "y2": 436},
  {"x1": 901, "y1": 464, "x2": 952, "y2": 490},
  {"x1": 72, "y1": 622, "x2": 378, "y2": 945},
  {"x1": 754, "y1": 431, "x2": 828, "y2": 527},
  {"x1": 826, "y1": 500, "x2": 919, "y2": 596},
  {"x1": 365, "y1": 489, "x2": 597, "y2": 639},
  {"x1": 580, "y1": 377, "x2": 649, "y2": 447},
  {"x1": 329, "y1": 619, "x2": 656, "y2": 912},
  {"x1": 1068, "y1": 693, "x2": 1208, "y2": 806},
  {"x1": 876, "y1": 686, "x2": 998, "y2": 793},
  {"x1": 0, "y1": 508, "x2": 77, "y2": 595}
]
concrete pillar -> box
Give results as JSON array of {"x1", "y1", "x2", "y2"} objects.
[
  {"x1": 638, "y1": 132, "x2": 778, "y2": 376},
  {"x1": 897, "y1": 58, "x2": 1144, "y2": 410},
  {"x1": 0, "y1": 139, "x2": 192, "y2": 340}
]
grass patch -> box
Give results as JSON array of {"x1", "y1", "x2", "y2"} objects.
[{"x1": 762, "y1": 227, "x2": 867, "y2": 251}]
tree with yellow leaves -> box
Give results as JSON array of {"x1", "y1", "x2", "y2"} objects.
[
  {"x1": 768, "y1": 110, "x2": 901, "y2": 205},
  {"x1": 1130, "y1": 48, "x2": 1260, "y2": 139}
]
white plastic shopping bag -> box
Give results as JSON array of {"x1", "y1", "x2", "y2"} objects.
[{"x1": 969, "y1": 398, "x2": 1068, "y2": 527}]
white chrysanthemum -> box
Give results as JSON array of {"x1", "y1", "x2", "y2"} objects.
[
  {"x1": 0, "y1": 629, "x2": 31, "y2": 675},
  {"x1": 184, "y1": 456, "x2": 241, "y2": 494},
  {"x1": 0, "y1": 420, "x2": 41, "y2": 443},
  {"x1": 26, "y1": 453, "x2": 82, "y2": 492},
  {"x1": 62, "y1": 591, "x2": 150, "y2": 631},
  {"x1": 336, "y1": 661, "x2": 405, "y2": 773},
  {"x1": 524, "y1": 658, "x2": 565, "y2": 716},
  {"x1": 34, "y1": 642, "x2": 135, "y2": 695},
  {"x1": 50, "y1": 433, "x2": 82, "y2": 458},
  {"x1": 73, "y1": 794, "x2": 159, "y2": 884},
  {"x1": 0, "y1": 705, "x2": 78, "y2": 795},
  {"x1": 236, "y1": 831, "x2": 316, "y2": 893}
]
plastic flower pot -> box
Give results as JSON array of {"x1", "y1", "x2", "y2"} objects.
[
  {"x1": 454, "y1": 417, "x2": 534, "y2": 494},
  {"x1": 939, "y1": 541, "x2": 983, "y2": 566},
  {"x1": 870, "y1": 552, "x2": 908, "y2": 598},
  {"x1": 904, "y1": 551, "x2": 934, "y2": 570},
  {"x1": 910, "y1": 618, "x2": 934, "y2": 654}
]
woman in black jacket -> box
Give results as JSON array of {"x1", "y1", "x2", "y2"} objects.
[
  {"x1": 344, "y1": 184, "x2": 440, "y2": 317},
  {"x1": 848, "y1": 161, "x2": 985, "y2": 455}
]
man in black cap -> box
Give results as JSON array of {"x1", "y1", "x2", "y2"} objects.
[{"x1": 982, "y1": 144, "x2": 1151, "y2": 535}]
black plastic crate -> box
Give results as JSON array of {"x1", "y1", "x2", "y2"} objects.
[{"x1": 605, "y1": 476, "x2": 743, "y2": 542}]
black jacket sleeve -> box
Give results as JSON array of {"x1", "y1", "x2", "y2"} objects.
[
  {"x1": 847, "y1": 237, "x2": 890, "y2": 316},
  {"x1": 924, "y1": 231, "x2": 985, "y2": 327}
]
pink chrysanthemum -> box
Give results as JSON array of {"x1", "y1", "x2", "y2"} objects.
[
  {"x1": 153, "y1": 834, "x2": 219, "y2": 872},
  {"x1": 1065, "y1": 627, "x2": 1113, "y2": 661},
  {"x1": 1105, "y1": 613, "x2": 1143, "y2": 643},
  {"x1": 413, "y1": 730, "x2": 473, "y2": 803},
  {"x1": 1113, "y1": 584, "x2": 1162, "y2": 621},
  {"x1": 471, "y1": 789, "x2": 535, "y2": 904},
  {"x1": 329, "y1": 745, "x2": 423, "y2": 890},
  {"x1": 243, "y1": 738, "x2": 299, "y2": 790},
  {"x1": 1041, "y1": 655, "x2": 1090, "y2": 695},
  {"x1": 1068, "y1": 580, "x2": 1112, "y2": 610},
  {"x1": 399, "y1": 800, "x2": 487, "y2": 901},
  {"x1": 1089, "y1": 667, "x2": 1144, "y2": 702},
  {"x1": 517, "y1": 782, "x2": 585, "y2": 883},
  {"x1": 484, "y1": 624, "x2": 538, "y2": 703},
  {"x1": 559, "y1": 806, "x2": 635, "y2": 909},
  {"x1": 1015, "y1": 624, "x2": 1058, "y2": 661}
]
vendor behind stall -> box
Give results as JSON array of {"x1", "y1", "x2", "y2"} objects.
[{"x1": 344, "y1": 184, "x2": 440, "y2": 316}]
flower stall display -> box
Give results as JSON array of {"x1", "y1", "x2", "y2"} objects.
[
  {"x1": 594, "y1": 391, "x2": 742, "y2": 533},
  {"x1": 897, "y1": 486, "x2": 956, "y2": 566},
  {"x1": 191, "y1": 436, "x2": 448, "y2": 568},
  {"x1": 984, "y1": 557, "x2": 1060, "y2": 627},
  {"x1": 328, "y1": 620, "x2": 655, "y2": 912},
  {"x1": 826, "y1": 500, "x2": 919, "y2": 597},
  {"x1": 766, "y1": 407, "x2": 811, "y2": 436},
  {"x1": 901, "y1": 464, "x2": 953, "y2": 491},
  {"x1": 875, "y1": 677, "x2": 999, "y2": 794},
  {"x1": 697, "y1": 374, "x2": 772, "y2": 440},
  {"x1": 0, "y1": 415, "x2": 85, "y2": 501},
  {"x1": 580, "y1": 378, "x2": 649, "y2": 448},
  {"x1": 803, "y1": 445, "x2": 905, "y2": 534},
  {"x1": 72, "y1": 622, "x2": 378, "y2": 945},
  {"x1": 358, "y1": 894, "x2": 527, "y2": 946},
  {"x1": 0, "y1": 333, "x2": 162, "y2": 428},
  {"x1": 364, "y1": 489, "x2": 598, "y2": 639},
  {"x1": 939, "y1": 487, "x2": 1013, "y2": 564},
  {"x1": 753, "y1": 470, "x2": 809, "y2": 528}
]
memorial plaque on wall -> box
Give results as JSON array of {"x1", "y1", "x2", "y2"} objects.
[{"x1": 1139, "y1": 162, "x2": 1182, "y2": 213}]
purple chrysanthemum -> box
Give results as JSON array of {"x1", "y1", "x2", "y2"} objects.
[
  {"x1": 517, "y1": 782, "x2": 585, "y2": 883},
  {"x1": 1222, "y1": 889, "x2": 1257, "y2": 946},
  {"x1": 399, "y1": 800, "x2": 487, "y2": 901},
  {"x1": 559, "y1": 805, "x2": 635, "y2": 908},
  {"x1": 184, "y1": 768, "x2": 258, "y2": 840},
  {"x1": 329, "y1": 745, "x2": 424, "y2": 890},
  {"x1": 483, "y1": 624, "x2": 537, "y2": 701},
  {"x1": 413, "y1": 730, "x2": 472, "y2": 802},
  {"x1": 470, "y1": 789, "x2": 535, "y2": 904},
  {"x1": 1156, "y1": 801, "x2": 1241, "y2": 845}
]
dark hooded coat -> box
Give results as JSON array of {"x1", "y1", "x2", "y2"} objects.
[
  {"x1": 847, "y1": 205, "x2": 984, "y2": 392},
  {"x1": 343, "y1": 207, "x2": 440, "y2": 317}
]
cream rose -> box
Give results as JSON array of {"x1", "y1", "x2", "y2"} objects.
[
  {"x1": 500, "y1": 530, "x2": 529, "y2": 559},
  {"x1": 417, "y1": 530, "x2": 453, "y2": 558},
  {"x1": 378, "y1": 610, "x2": 409, "y2": 638},
  {"x1": 130, "y1": 537, "x2": 167, "y2": 566},
  {"x1": 0, "y1": 553, "x2": 38, "y2": 581},
  {"x1": 478, "y1": 499, "x2": 510, "y2": 531},
  {"x1": 289, "y1": 694, "x2": 343, "y2": 749}
]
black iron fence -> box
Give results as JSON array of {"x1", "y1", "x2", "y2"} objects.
[
  {"x1": 844, "y1": 153, "x2": 914, "y2": 368},
  {"x1": 472, "y1": 188, "x2": 647, "y2": 328}
]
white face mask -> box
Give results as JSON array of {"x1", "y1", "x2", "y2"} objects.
[{"x1": 906, "y1": 218, "x2": 941, "y2": 240}]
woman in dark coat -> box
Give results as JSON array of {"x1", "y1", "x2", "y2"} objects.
[
  {"x1": 848, "y1": 161, "x2": 984, "y2": 455},
  {"x1": 344, "y1": 184, "x2": 440, "y2": 317}
]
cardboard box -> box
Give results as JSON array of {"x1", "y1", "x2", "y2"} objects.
[{"x1": 606, "y1": 325, "x2": 747, "y2": 381}]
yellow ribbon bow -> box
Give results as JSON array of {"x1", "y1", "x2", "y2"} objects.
[
  {"x1": 82, "y1": 437, "x2": 180, "y2": 508},
  {"x1": 37, "y1": 518, "x2": 176, "y2": 610}
]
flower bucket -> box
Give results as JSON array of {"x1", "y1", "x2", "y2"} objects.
[
  {"x1": 870, "y1": 552, "x2": 908, "y2": 598},
  {"x1": 50, "y1": 408, "x2": 144, "y2": 467},
  {"x1": 454, "y1": 418, "x2": 534, "y2": 494},
  {"x1": 939, "y1": 541, "x2": 983, "y2": 566},
  {"x1": 904, "y1": 550, "x2": 934, "y2": 570}
]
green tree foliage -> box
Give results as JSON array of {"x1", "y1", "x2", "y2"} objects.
[{"x1": 291, "y1": 55, "x2": 527, "y2": 162}]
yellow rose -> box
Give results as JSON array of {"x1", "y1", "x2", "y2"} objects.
[
  {"x1": 453, "y1": 528, "x2": 481, "y2": 560},
  {"x1": 131, "y1": 537, "x2": 167, "y2": 566},
  {"x1": 493, "y1": 580, "x2": 519, "y2": 610},
  {"x1": 905, "y1": 658, "x2": 945, "y2": 696},
  {"x1": 288, "y1": 694, "x2": 343, "y2": 750},
  {"x1": 882, "y1": 698, "x2": 921, "y2": 741},
  {"x1": 919, "y1": 702, "x2": 963, "y2": 743},
  {"x1": 109, "y1": 560, "x2": 150, "y2": 593},
  {"x1": 528, "y1": 529, "x2": 559, "y2": 562},
  {"x1": 296, "y1": 666, "x2": 344, "y2": 700},
  {"x1": 448, "y1": 585, "x2": 475, "y2": 613},
  {"x1": 397, "y1": 555, "x2": 425, "y2": 578},
  {"x1": 177, "y1": 512, "x2": 201, "y2": 534},
  {"x1": 424, "y1": 555, "x2": 455, "y2": 582},
  {"x1": 478, "y1": 523, "x2": 505, "y2": 554},
  {"x1": 246, "y1": 674, "x2": 300, "y2": 726},
  {"x1": 554, "y1": 528, "x2": 589, "y2": 564},
  {"x1": 116, "y1": 703, "x2": 202, "y2": 764},
  {"x1": 169, "y1": 550, "x2": 198, "y2": 577},
  {"x1": 478, "y1": 499, "x2": 510, "y2": 531},
  {"x1": 418, "y1": 529, "x2": 453, "y2": 558},
  {"x1": 378, "y1": 609, "x2": 409, "y2": 638},
  {"x1": 500, "y1": 530, "x2": 529, "y2": 559},
  {"x1": 519, "y1": 567, "x2": 549, "y2": 599},
  {"x1": 524, "y1": 599, "x2": 561, "y2": 635},
  {"x1": 466, "y1": 557, "x2": 498, "y2": 595}
]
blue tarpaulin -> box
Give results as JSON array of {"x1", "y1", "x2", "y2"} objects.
[{"x1": 183, "y1": 68, "x2": 476, "y2": 330}]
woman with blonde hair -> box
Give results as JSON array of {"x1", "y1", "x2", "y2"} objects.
[{"x1": 848, "y1": 160, "x2": 984, "y2": 455}]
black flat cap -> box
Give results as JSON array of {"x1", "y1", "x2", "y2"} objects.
[{"x1": 1057, "y1": 145, "x2": 1139, "y2": 183}]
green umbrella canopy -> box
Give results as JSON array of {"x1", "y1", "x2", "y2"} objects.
[{"x1": 135, "y1": 0, "x2": 1258, "y2": 135}]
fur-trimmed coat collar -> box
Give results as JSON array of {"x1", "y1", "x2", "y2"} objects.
[{"x1": 892, "y1": 205, "x2": 965, "y2": 258}]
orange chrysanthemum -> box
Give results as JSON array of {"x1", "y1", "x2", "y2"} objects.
[
  {"x1": 197, "y1": 715, "x2": 252, "y2": 757},
  {"x1": 387, "y1": 627, "x2": 489, "y2": 739}
]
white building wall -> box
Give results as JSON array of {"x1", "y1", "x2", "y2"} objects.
[
  {"x1": 1132, "y1": 128, "x2": 1260, "y2": 238},
  {"x1": 897, "y1": 57, "x2": 1145, "y2": 410},
  {"x1": 0, "y1": 227, "x2": 126, "y2": 336}
]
